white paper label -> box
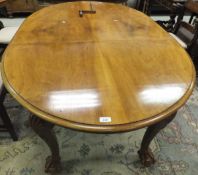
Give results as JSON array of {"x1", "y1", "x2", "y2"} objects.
[{"x1": 99, "y1": 117, "x2": 112, "y2": 123}]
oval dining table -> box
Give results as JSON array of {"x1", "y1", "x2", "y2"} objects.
[{"x1": 1, "y1": 1, "x2": 196, "y2": 173}]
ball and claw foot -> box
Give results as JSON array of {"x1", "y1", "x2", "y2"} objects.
[
  {"x1": 45, "y1": 156, "x2": 62, "y2": 174},
  {"x1": 138, "y1": 148, "x2": 155, "y2": 167}
]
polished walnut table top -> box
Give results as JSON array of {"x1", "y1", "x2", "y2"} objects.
[{"x1": 1, "y1": 1, "x2": 196, "y2": 132}]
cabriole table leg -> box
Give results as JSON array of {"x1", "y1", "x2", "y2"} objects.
[
  {"x1": 30, "y1": 115, "x2": 62, "y2": 173},
  {"x1": 138, "y1": 112, "x2": 177, "y2": 167}
]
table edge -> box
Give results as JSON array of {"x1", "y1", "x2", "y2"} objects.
[{"x1": 1, "y1": 57, "x2": 196, "y2": 133}]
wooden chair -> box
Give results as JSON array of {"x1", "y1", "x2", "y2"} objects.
[
  {"x1": 0, "y1": 21, "x2": 19, "y2": 59},
  {"x1": 0, "y1": 21, "x2": 18, "y2": 141},
  {"x1": 169, "y1": 0, "x2": 198, "y2": 56},
  {"x1": 170, "y1": 19, "x2": 198, "y2": 50},
  {"x1": 185, "y1": 0, "x2": 198, "y2": 23},
  {"x1": 0, "y1": 64, "x2": 18, "y2": 141},
  {"x1": 0, "y1": 21, "x2": 19, "y2": 52},
  {"x1": 0, "y1": 26, "x2": 19, "y2": 44}
]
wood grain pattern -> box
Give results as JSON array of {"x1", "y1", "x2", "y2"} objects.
[{"x1": 1, "y1": 2, "x2": 196, "y2": 132}]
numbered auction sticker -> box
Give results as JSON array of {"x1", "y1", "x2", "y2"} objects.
[{"x1": 99, "y1": 117, "x2": 112, "y2": 123}]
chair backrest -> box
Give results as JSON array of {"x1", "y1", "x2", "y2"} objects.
[
  {"x1": 174, "y1": 0, "x2": 198, "y2": 30},
  {"x1": 175, "y1": 19, "x2": 198, "y2": 51},
  {"x1": 185, "y1": 0, "x2": 198, "y2": 14},
  {"x1": 173, "y1": 0, "x2": 198, "y2": 51},
  {"x1": 176, "y1": 22, "x2": 195, "y2": 43}
]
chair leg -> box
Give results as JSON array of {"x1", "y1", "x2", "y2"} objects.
[
  {"x1": 189, "y1": 13, "x2": 195, "y2": 24},
  {"x1": 0, "y1": 102, "x2": 18, "y2": 141}
]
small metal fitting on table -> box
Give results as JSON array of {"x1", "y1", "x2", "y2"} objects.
[{"x1": 79, "y1": 2, "x2": 96, "y2": 17}]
